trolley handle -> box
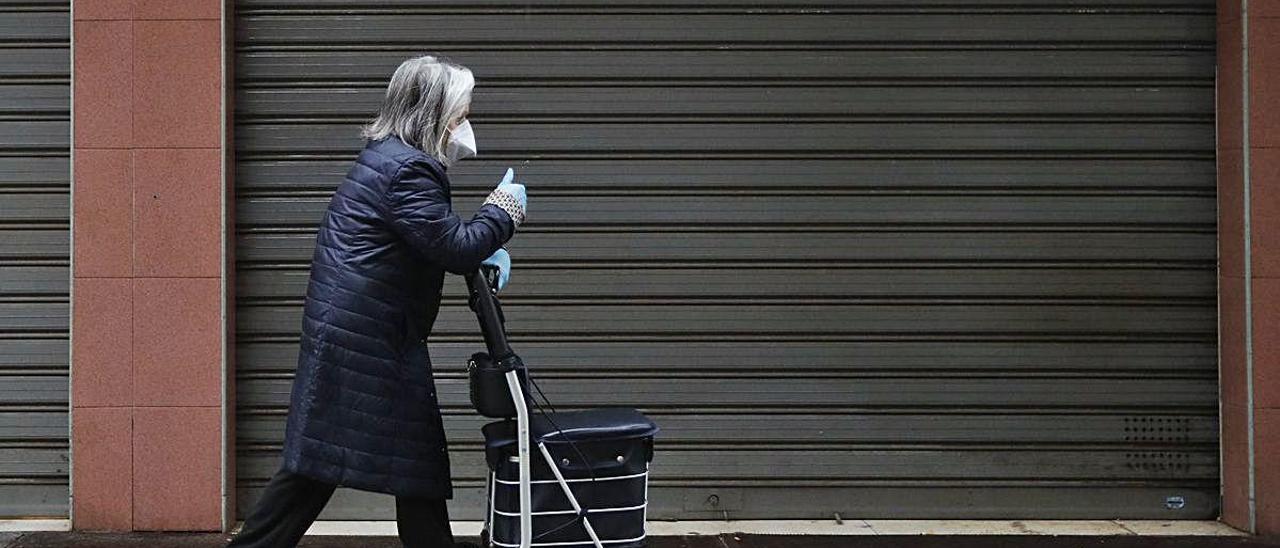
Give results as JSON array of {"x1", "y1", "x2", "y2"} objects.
[{"x1": 466, "y1": 266, "x2": 515, "y2": 361}]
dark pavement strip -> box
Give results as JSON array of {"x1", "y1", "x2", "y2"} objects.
[{"x1": 5, "y1": 534, "x2": 1280, "y2": 548}]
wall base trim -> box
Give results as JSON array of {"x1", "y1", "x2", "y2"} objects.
[
  {"x1": 0, "y1": 520, "x2": 72, "y2": 532},
  {"x1": 289, "y1": 520, "x2": 1249, "y2": 537}
]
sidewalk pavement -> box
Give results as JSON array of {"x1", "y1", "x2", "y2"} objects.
[{"x1": 5, "y1": 534, "x2": 1280, "y2": 548}]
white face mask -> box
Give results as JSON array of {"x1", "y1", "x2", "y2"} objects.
[{"x1": 445, "y1": 119, "x2": 477, "y2": 163}]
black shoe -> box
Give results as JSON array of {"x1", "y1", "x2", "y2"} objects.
[{"x1": 454, "y1": 542, "x2": 482, "y2": 548}]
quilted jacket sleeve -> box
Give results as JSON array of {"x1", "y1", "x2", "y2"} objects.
[{"x1": 386, "y1": 157, "x2": 516, "y2": 274}]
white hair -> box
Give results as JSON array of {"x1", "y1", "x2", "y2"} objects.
[{"x1": 361, "y1": 55, "x2": 474, "y2": 165}]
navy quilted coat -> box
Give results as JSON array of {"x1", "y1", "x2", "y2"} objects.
[{"x1": 280, "y1": 137, "x2": 516, "y2": 498}]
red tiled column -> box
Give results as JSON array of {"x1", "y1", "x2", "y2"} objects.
[
  {"x1": 71, "y1": 0, "x2": 229, "y2": 532},
  {"x1": 1219, "y1": 0, "x2": 1280, "y2": 536}
]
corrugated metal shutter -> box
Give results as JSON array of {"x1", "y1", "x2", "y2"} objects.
[
  {"x1": 234, "y1": 1, "x2": 1219, "y2": 519},
  {"x1": 0, "y1": 0, "x2": 69, "y2": 518}
]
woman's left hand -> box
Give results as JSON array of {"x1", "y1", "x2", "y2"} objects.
[{"x1": 481, "y1": 248, "x2": 511, "y2": 291}]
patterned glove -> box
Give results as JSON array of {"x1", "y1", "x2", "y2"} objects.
[{"x1": 484, "y1": 168, "x2": 526, "y2": 227}]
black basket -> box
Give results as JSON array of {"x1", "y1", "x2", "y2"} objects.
[{"x1": 482, "y1": 409, "x2": 658, "y2": 548}]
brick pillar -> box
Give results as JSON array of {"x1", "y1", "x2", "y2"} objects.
[
  {"x1": 71, "y1": 0, "x2": 230, "y2": 531},
  {"x1": 1218, "y1": 0, "x2": 1280, "y2": 536}
]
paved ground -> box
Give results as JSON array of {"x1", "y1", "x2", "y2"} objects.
[{"x1": 5, "y1": 534, "x2": 1280, "y2": 548}]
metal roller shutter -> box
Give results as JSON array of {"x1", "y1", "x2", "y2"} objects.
[
  {"x1": 234, "y1": 1, "x2": 1219, "y2": 519},
  {"x1": 0, "y1": 0, "x2": 69, "y2": 518}
]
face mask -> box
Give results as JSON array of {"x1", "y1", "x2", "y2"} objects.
[{"x1": 445, "y1": 119, "x2": 477, "y2": 163}]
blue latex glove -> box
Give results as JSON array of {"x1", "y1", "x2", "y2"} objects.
[
  {"x1": 481, "y1": 248, "x2": 511, "y2": 291},
  {"x1": 495, "y1": 168, "x2": 527, "y2": 212}
]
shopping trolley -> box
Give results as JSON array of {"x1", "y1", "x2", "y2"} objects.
[{"x1": 465, "y1": 267, "x2": 659, "y2": 548}]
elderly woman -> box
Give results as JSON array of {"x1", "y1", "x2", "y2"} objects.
[{"x1": 228, "y1": 55, "x2": 526, "y2": 548}]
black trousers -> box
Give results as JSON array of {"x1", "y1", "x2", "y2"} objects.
[{"x1": 227, "y1": 467, "x2": 456, "y2": 548}]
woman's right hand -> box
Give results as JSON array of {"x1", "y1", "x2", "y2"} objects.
[
  {"x1": 481, "y1": 248, "x2": 511, "y2": 291},
  {"x1": 484, "y1": 168, "x2": 527, "y2": 227}
]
